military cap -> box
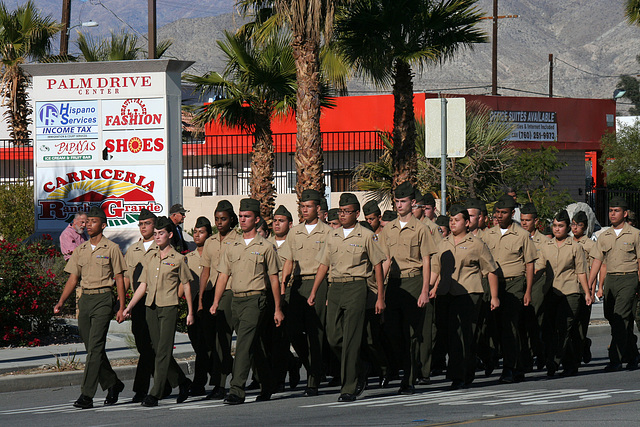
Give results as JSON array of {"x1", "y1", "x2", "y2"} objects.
[
  {"x1": 339, "y1": 193, "x2": 360, "y2": 209},
  {"x1": 169, "y1": 203, "x2": 188, "y2": 214},
  {"x1": 449, "y1": 204, "x2": 468, "y2": 218},
  {"x1": 436, "y1": 215, "x2": 449, "y2": 227},
  {"x1": 274, "y1": 205, "x2": 293, "y2": 221},
  {"x1": 520, "y1": 202, "x2": 538, "y2": 215},
  {"x1": 465, "y1": 198, "x2": 482, "y2": 211},
  {"x1": 301, "y1": 189, "x2": 323, "y2": 203},
  {"x1": 422, "y1": 192, "x2": 436, "y2": 207},
  {"x1": 239, "y1": 198, "x2": 261, "y2": 214},
  {"x1": 320, "y1": 198, "x2": 328, "y2": 211},
  {"x1": 359, "y1": 220, "x2": 374, "y2": 232},
  {"x1": 87, "y1": 206, "x2": 107, "y2": 222},
  {"x1": 195, "y1": 216, "x2": 212, "y2": 234},
  {"x1": 155, "y1": 216, "x2": 173, "y2": 231},
  {"x1": 542, "y1": 225, "x2": 553, "y2": 236},
  {"x1": 381, "y1": 210, "x2": 398, "y2": 221},
  {"x1": 394, "y1": 181, "x2": 415, "y2": 199},
  {"x1": 609, "y1": 196, "x2": 629, "y2": 209},
  {"x1": 495, "y1": 194, "x2": 517, "y2": 209},
  {"x1": 328, "y1": 208, "x2": 339, "y2": 221},
  {"x1": 555, "y1": 209, "x2": 571, "y2": 225},
  {"x1": 215, "y1": 199, "x2": 234, "y2": 213},
  {"x1": 363, "y1": 200, "x2": 381, "y2": 216},
  {"x1": 138, "y1": 208, "x2": 156, "y2": 221},
  {"x1": 572, "y1": 210, "x2": 588, "y2": 226}
]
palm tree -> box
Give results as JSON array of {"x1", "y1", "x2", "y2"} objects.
[
  {"x1": 626, "y1": 0, "x2": 640, "y2": 24},
  {"x1": 75, "y1": 30, "x2": 172, "y2": 61},
  {"x1": 335, "y1": 0, "x2": 486, "y2": 187},
  {"x1": 0, "y1": 1, "x2": 60, "y2": 145},
  {"x1": 183, "y1": 30, "x2": 296, "y2": 222}
]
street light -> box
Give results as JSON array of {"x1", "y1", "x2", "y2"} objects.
[{"x1": 60, "y1": 20, "x2": 99, "y2": 57}]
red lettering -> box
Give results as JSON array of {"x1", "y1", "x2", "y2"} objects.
[
  {"x1": 38, "y1": 201, "x2": 64, "y2": 219},
  {"x1": 116, "y1": 139, "x2": 127, "y2": 152},
  {"x1": 110, "y1": 77, "x2": 121, "y2": 88},
  {"x1": 102, "y1": 199, "x2": 124, "y2": 218},
  {"x1": 141, "y1": 76, "x2": 151, "y2": 86},
  {"x1": 105, "y1": 139, "x2": 115, "y2": 152},
  {"x1": 124, "y1": 172, "x2": 136, "y2": 184},
  {"x1": 66, "y1": 172, "x2": 80, "y2": 183},
  {"x1": 113, "y1": 170, "x2": 124, "y2": 180},
  {"x1": 80, "y1": 170, "x2": 93, "y2": 181},
  {"x1": 98, "y1": 77, "x2": 108, "y2": 88},
  {"x1": 44, "y1": 181, "x2": 55, "y2": 192},
  {"x1": 154, "y1": 138, "x2": 164, "y2": 151},
  {"x1": 56, "y1": 176, "x2": 68, "y2": 187},
  {"x1": 143, "y1": 138, "x2": 153, "y2": 151},
  {"x1": 47, "y1": 79, "x2": 56, "y2": 90},
  {"x1": 101, "y1": 169, "x2": 112, "y2": 179}
]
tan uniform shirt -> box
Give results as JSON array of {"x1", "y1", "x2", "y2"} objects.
[
  {"x1": 141, "y1": 247, "x2": 193, "y2": 307},
  {"x1": 483, "y1": 223, "x2": 537, "y2": 279},
  {"x1": 575, "y1": 235, "x2": 596, "y2": 266},
  {"x1": 124, "y1": 240, "x2": 158, "y2": 291},
  {"x1": 217, "y1": 234, "x2": 280, "y2": 293},
  {"x1": 379, "y1": 215, "x2": 437, "y2": 279},
  {"x1": 535, "y1": 237, "x2": 587, "y2": 295},
  {"x1": 200, "y1": 230, "x2": 241, "y2": 290},
  {"x1": 267, "y1": 235, "x2": 288, "y2": 281},
  {"x1": 592, "y1": 223, "x2": 640, "y2": 273},
  {"x1": 471, "y1": 227, "x2": 486, "y2": 242},
  {"x1": 422, "y1": 216, "x2": 443, "y2": 241},
  {"x1": 432, "y1": 234, "x2": 498, "y2": 295},
  {"x1": 280, "y1": 220, "x2": 331, "y2": 277},
  {"x1": 64, "y1": 236, "x2": 126, "y2": 289},
  {"x1": 187, "y1": 249, "x2": 211, "y2": 297},
  {"x1": 316, "y1": 223, "x2": 386, "y2": 280}
]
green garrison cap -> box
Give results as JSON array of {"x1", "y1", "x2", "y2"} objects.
[
  {"x1": 87, "y1": 206, "x2": 106, "y2": 222},
  {"x1": 609, "y1": 196, "x2": 629, "y2": 209},
  {"x1": 195, "y1": 216, "x2": 212, "y2": 234},
  {"x1": 301, "y1": 189, "x2": 323, "y2": 203},
  {"x1": 363, "y1": 200, "x2": 381, "y2": 216},
  {"x1": 239, "y1": 198, "x2": 260, "y2": 214},
  {"x1": 449, "y1": 204, "x2": 468, "y2": 218},
  {"x1": 495, "y1": 194, "x2": 517, "y2": 209},
  {"x1": 155, "y1": 216, "x2": 173, "y2": 231},
  {"x1": 328, "y1": 208, "x2": 339, "y2": 221},
  {"x1": 339, "y1": 193, "x2": 360, "y2": 209},
  {"x1": 138, "y1": 208, "x2": 156, "y2": 221},
  {"x1": 555, "y1": 209, "x2": 570, "y2": 225},
  {"x1": 274, "y1": 205, "x2": 293, "y2": 221},
  {"x1": 320, "y1": 198, "x2": 328, "y2": 211},
  {"x1": 359, "y1": 220, "x2": 374, "y2": 232},
  {"x1": 215, "y1": 199, "x2": 234, "y2": 213},
  {"x1": 520, "y1": 202, "x2": 538, "y2": 215},
  {"x1": 381, "y1": 210, "x2": 398, "y2": 221},
  {"x1": 422, "y1": 192, "x2": 436, "y2": 207},
  {"x1": 435, "y1": 215, "x2": 449, "y2": 227},
  {"x1": 394, "y1": 181, "x2": 415, "y2": 199},
  {"x1": 465, "y1": 198, "x2": 482, "y2": 211},
  {"x1": 572, "y1": 210, "x2": 588, "y2": 226}
]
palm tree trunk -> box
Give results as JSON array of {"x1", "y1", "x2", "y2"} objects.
[
  {"x1": 250, "y1": 111, "x2": 276, "y2": 223},
  {"x1": 4, "y1": 66, "x2": 32, "y2": 145},
  {"x1": 391, "y1": 59, "x2": 417, "y2": 187},
  {"x1": 292, "y1": 36, "x2": 324, "y2": 199}
]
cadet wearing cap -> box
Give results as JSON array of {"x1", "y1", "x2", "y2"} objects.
[
  {"x1": 482, "y1": 194, "x2": 537, "y2": 383},
  {"x1": 199, "y1": 200, "x2": 241, "y2": 400},
  {"x1": 379, "y1": 182, "x2": 438, "y2": 394},
  {"x1": 466, "y1": 198, "x2": 486, "y2": 240},
  {"x1": 169, "y1": 203, "x2": 189, "y2": 253},
  {"x1": 280, "y1": 189, "x2": 332, "y2": 397},
  {"x1": 327, "y1": 208, "x2": 341, "y2": 228},
  {"x1": 430, "y1": 204, "x2": 500, "y2": 389},
  {"x1": 309, "y1": 192, "x2": 386, "y2": 402},
  {"x1": 124, "y1": 209, "x2": 159, "y2": 402},
  {"x1": 419, "y1": 193, "x2": 442, "y2": 240},
  {"x1": 211, "y1": 198, "x2": 282, "y2": 404},
  {"x1": 380, "y1": 210, "x2": 397, "y2": 229},
  {"x1": 54, "y1": 206, "x2": 127, "y2": 409},
  {"x1": 588, "y1": 197, "x2": 640, "y2": 371},
  {"x1": 319, "y1": 198, "x2": 329, "y2": 223},
  {"x1": 363, "y1": 200, "x2": 383, "y2": 235}
]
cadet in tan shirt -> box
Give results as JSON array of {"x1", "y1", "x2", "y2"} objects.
[
  {"x1": 54, "y1": 207, "x2": 127, "y2": 409},
  {"x1": 310, "y1": 193, "x2": 385, "y2": 402},
  {"x1": 124, "y1": 216, "x2": 194, "y2": 407},
  {"x1": 535, "y1": 210, "x2": 591, "y2": 377},
  {"x1": 588, "y1": 197, "x2": 640, "y2": 371},
  {"x1": 482, "y1": 194, "x2": 537, "y2": 383},
  {"x1": 211, "y1": 198, "x2": 282, "y2": 405},
  {"x1": 430, "y1": 205, "x2": 499, "y2": 389}
]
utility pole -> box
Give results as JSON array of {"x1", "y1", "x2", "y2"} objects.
[
  {"x1": 548, "y1": 54, "x2": 553, "y2": 98},
  {"x1": 148, "y1": 0, "x2": 157, "y2": 59},
  {"x1": 60, "y1": 0, "x2": 71, "y2": 57},
  {"x1": 492, "y1": 0, "x2": 498, "y2": 95}
]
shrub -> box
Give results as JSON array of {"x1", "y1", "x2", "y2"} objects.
[{"x1": 0, "y1": 178, "x2": 34, "y2": 241}]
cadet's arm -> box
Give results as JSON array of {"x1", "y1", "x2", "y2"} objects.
[
  {"x1": 374, "y1": 262, "x2": 385, "y2": 314},
  {"x1": 124, "y1": 282, "x2": 148, "y2": 318},
  {"x1": 588, "y1": 258, "x2": 602, "y2": 291},
  {"x1": 53, "y1": 274, "x2": 79, "y2": 314},
  {"x1": 270, "y1": 273, "x2": 284, "y2": 327},
  {"x1": 308, "y1": 264, "x2": 329, "y2": 306},
  {"x1": 199, "y1": 266, "x2": 211, "y2": 311},
  {"x1": 183, "y1": 282, "x2": 194, "y2": 325},
  {"x1": 211, "y1": 273, "x2": 229, "y2": 315},
  {"x1": 523, "y1": 262, "x2": 534, "y2": 306},
  {"x1": 417, "y1": 255, "x2": 431, "y2": 307},
  {"x1": 114, "y1": 273, "x2": 126, "y2": 323},
  {"x1": 281, "y1": 259, "x2": 294, "y2": 295},
  {"x1": 488, "y1": 271, "x2": 500, "y2": 310}
]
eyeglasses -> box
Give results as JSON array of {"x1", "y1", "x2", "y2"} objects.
[{"x1": 338, "y1": 210, "x2": 357, "y2": 215}]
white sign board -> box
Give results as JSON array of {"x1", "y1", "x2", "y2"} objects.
[
  {"x1": 425, "y1": 98, "x2": 466, "y2": 158},
  {"x1": 490, "y1": 110, "x2": 557, "y2": 142}
]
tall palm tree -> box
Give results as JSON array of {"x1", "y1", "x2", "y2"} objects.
[
  {"x1": 184, "y1": 30, "x2": 296, "y2": 222},
  {"x1": 0, "y1": 1, "x2": 60, "y2": 145},
  {"x1": 626, "y1": 0, "x2": 640, "y2": 24},
  {"x1": 335, "y1": 0, "x2": 486, "y2": 187},
  {"x1": 75, "y1": 31, "x2": 172, "y2": 61}
]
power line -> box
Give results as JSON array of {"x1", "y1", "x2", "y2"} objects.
[{"x1": 89, "y1": 0, "x2": 147, "y2": 40}]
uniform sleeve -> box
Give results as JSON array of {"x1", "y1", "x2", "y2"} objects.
[
  {"x1": 279, "y1": 235, "x2": 293, "y2": 261},
  {"x1": 264, "y1": 245, "x2": 280, "y2": 276},
  {"x1": 365, "y1": 234, "x2": 386, "y2": 266},
  {"x1": 574, "y1": 244, "x2": 587, "y2": 275},
  {"x1": 478, "y1": 241, "x2": 499, "y2": 276},
  {"x1": 431, "y1": 245, "x2": 443, "y2": 276},
  {"x1": 123, "y1": 250, "x2": 134, "y2": 282},
  {"x1": 418, "y1": 224, "x2": 438, "y2": 257},
  {"x1": 109, "y1": 244, "x2": 126, "y2": 276},
  {"x1": 522, "y1": 234, "x2": 538, "y2": 264},
  {"x1": 217, "y1": 247, "x2": 232, "y2": 276},
  {"x1": 200, "y1": 238, "x2": 213, "y2": 268},
  {"x1": 377, "y1": 227, "x2": 391, "y2": 259},
  {"x1": 534, "y1": 246, "x2": 547, "y2": 272},
  {"x1": 64, "y1": 246, "x2": 81, "y2": 276},
  {"x1": 592, "y1": 238, "x2": 606, "y2": 262},
  {"x1": 635, "y1": 230, "x2": 640, "y2": 261},
  {"x1": 178, "y1": 256, "x2": 194, "y2": 284},
  {"x1": 315, "y1": 239, "x2": 331, "y2": 266}
]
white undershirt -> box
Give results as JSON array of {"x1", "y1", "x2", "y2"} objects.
[
  {"x1": 244, "y1": 238, "x2": 254, "y2": 245},
  {"x1": 399, "y1": 221, "x2": 408, "y2": 229},
  {"x1": 91, "y1": 244, "x2": 96, "y2": 250},
  {"x1": 305, "y1": 224, "x2": 317, "y2": 234},
  {"x1": 276, "y1": 240, "x2": 285, "y2": 247},
  {"x1": 614, "y1": 228, "x2": 623, "y2": 236},
  {"x1": 143, "y1": 240, "x2": 153, "y2": 251},
  {"x1": 500, "y1": 228, "x2": 508, "y2": 235},
  {"x1": 343, "y1": 227, "x2": 355, "y2": 238}
]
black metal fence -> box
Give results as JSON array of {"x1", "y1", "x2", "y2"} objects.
[
  {"x1": 0, "y1": 139, "x2": 33, "y2": 185},
  {"x1": 586, "y1": 187, "x2": 640, "y2": 226}
]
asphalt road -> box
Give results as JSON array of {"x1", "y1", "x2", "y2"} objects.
[{"x1": 2, "y1": 330, "x2": 640, "y2": 426}]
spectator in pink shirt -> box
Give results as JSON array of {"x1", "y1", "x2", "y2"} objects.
[{"x1": 60, "y1": 212, "x2": 88, "y2": 260}]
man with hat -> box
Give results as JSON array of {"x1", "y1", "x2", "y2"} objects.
[
  {"x1": 380, "y1": 210, "x2": 397, "y2": 229},
  {"x1": 309, "y1": 192, "x2": 386, "y2": 402},
  {"x1": 363, "y1": 200, "x2": 383, "y2": 236},
  {"x1": 327, "y1": 208, "x2": 341, "y2": 229},
  {"x1": 169, "y1": 203, "x2": 189, "y2": 253},
  {"x1": 280, "y1": 189, "x2": 333, "y2": 397},
  {"x1": 588, "y1": 197, "x2": 640, "y2": 371},
  {"x1": 379, "y1": 182, "x2": 438, "y2": 394},
  {"x1": 482, "y1": 194, "x2": 537, "y2": 383},
  {"x1": 211, "y1": 198, "x2": 283, "y2": 404},
  {"x1": 466, "y1": 198, "x2": 486, "y2": 239},
  {"x1": 124, "y1": 208, "x2": 161, "y2": 402},
  {"x1": 54, "y1": 206, "x2": 127, "y2": 409},
  {"x1": 319, "y1": 198, "x2": 329, "y2": 223}
]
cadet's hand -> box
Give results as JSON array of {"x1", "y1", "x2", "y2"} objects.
[
  {"x1": 523, "y1": 291, "x2": 532, "y2": 306},
  {"x1": 123, "y1": 307, "x2": 130, "y2": 319},
  {"x1": 597, "y1": 287, "x2": 604, "y2": 299},
  {"x1": 417, "y1": 291, "x2": 429, "y2": 308},
  {"x1": 375, "y1": 298, "x2": 386, "y2": 315},
  {"x1": 428, "y1": 287, "x2": 437, "y2": 300},
  {"x1": 210, "y1": 300, "x2": 219, "y2": 315},
  {"x1": 490, "y1": 297, "x2": 500, "y2": 311},
  {"x1": 186, "y1": 314, "x2": 195, "y2": 326},
  {"x1": 197, "y1": 301, "x2": 203, "y2": 313},
  {"x1": 53, "y1": 301, "x2": 63, "y2": 314},
  {"x1": 585, "y1": 294, "x2": 593, "y2": 306},
  {"x1": 116, "y1": 309, "x2": 125, "y2": 323},
  {"x1": 274, "y1": 309, "x2": 284, "y2": 327},
  {"x1": 307, "y1": 293, "x2": 316, "y2": 307}
]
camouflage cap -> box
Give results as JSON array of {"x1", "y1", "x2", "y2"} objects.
[
  {"x1": 300, "y1": 189, "x2": 323, "y2": 203},
  {"x1": 239, "y1": 198, "x2": 260, "y2": 214},
  {"x1": 381, "y1": 210, "x2": 398, "y2": 221},
  {"x1": 274, "y1": 205, "x2": 293, "y2": 221},
  {"x1": 495, "y1": 194, "x2": 517, "y2": 209},
  {"x1": 328, "y1": 208, "x2": 339, "y2": 221},
  {"x1": 339, "y1": 193, "x2": 360, "y2": 209},
  {"x1": 215, "y1": 199, "x2": 234, "y2": 214},
  {"x1": 394, "y1": 181, "x2": 415, "y2": 199},
  {"x1": 520, "y1": 202, "x2": 538, "y2": 215},
  {"x1": 363, "y1": 200, "x2": 381, "y2": 216},
  {"x1": 138, "y1": 208, "x2": 156, "y2": 221},
  {"x1": 87, "y1": 206, "x2": 107, "y2": 223}
]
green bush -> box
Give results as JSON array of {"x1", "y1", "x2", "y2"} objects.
[{"x1": 0, "y1": 178, "x2": 35, "y2": 241}]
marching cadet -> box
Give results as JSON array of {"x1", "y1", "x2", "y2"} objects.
[
  {"x1": 430, "y1": 205, "x2": 500, "y2": 389},
  {"x1": 483, "y1": 194, "x2": 537, "y2": 383},
  {"x1": 519, "y1": 202, "x2": 550, "y2": 371},
  {"x1": 571, "y1": 210, "x2": 596, "y2": 363},
  {"x1": 435, "y1": 215, "x2": 450, "y2": 238},
  {"x1": 380, "y1": 210, "x2": 397, "y2": 229},
  {"x1": 309, "y1": 193, "x2": 386, "y2": 402},
  {"x1": 327, "y1": 208, "x2": 341, "y2": 229},
  {"x1": 466, "y1": 198, "x2": 486, "y2": 239},
  {"x1": 379, "y1": 182, "x2": 437, "y2": 394},
  {"x1": 535, "y1": 210, "x2": 592, "y2": 377},
  {"x1": 588, "y1": 197, "x2": 640, "y2": 371},
  {"x1": 319, "y1": 198, "x2": 329, "y2": 223},
  {"x1": 211, "y1": 198, "x2": 283, "y2": 404},
  {"x1": 280, "y1": 189, "x2": 332, "y2": 397},
  {"x1": 184, "y1": 217, "x2": 213, "y2": 396},
  {"x1": 198, "y1": 200, "x2": 240, "y2": 400},
  {"x1": 123, "y1": 208, "x2": 160, "y2": 403},
  {"x1": 54, "y1": 207, "x2": 127, "y2": 409},
  {"x1": 363, "y1": 200, "x2": 383, "y2": 236},
  {"x1": 123, "y1": 216, "x2": 194, "y2": 407}
]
